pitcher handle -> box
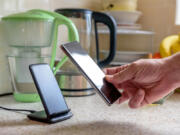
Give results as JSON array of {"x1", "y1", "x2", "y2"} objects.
[
  {"x1": 52, "y1": 17, "x2": 79, "y2": 74},
  {"x1": 29, "y1": 9, "x2": 79, "y2": 74}
]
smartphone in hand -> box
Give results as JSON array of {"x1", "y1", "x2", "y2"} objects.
[{"x1": 60, "y1": 41, "x2": 121, "y2": 106}]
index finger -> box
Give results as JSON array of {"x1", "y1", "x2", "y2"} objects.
[{"x1": 104, "y1": 64, "x2": 129, "y2": 75}]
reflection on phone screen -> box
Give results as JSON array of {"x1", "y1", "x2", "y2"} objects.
[{"x1": 61, "y1": 41, "x2": 121, "y2": 105}]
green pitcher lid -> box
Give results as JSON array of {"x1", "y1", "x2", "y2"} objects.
[{"x1": 2, "y1": 10, "x2": 54, "y2": 20}]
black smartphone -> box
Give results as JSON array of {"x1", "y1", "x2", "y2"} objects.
[
  {"x1": 60, "y1": 41, "x2": 121, "y2": 106},
  {"x1": 29, "y1": 64, "x2": 72, "y2": 123}
]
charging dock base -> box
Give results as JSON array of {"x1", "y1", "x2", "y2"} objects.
[{"x1": 28, "y1": 110, "x2": 73, "y2": 124}]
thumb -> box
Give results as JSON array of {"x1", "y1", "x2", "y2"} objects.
[
  {"x1": 105, "y1": 65, "x2": 136, "y2": 84},
  {"x1": 129, "y1": 89, "x2": 145, "y2": 109}
]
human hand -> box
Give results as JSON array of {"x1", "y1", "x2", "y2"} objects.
[{"x1": 105, "y1": 58, "x2": 180, "y2": 108}]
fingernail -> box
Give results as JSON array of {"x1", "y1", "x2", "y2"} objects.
[
  {"x1": 103, "y1": 69, "x2": 107, "y2": 74},
  {"x1": 118, "y1": 98, "x2": 124, "y2": 104},
  {"x1": 105, "y1": 75, "x2": 113, "y2": 81},
  {"x1": 115, "y1": 99, "x2": 120, "y2": 104}
]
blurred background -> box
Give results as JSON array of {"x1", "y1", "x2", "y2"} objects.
[
  {"x1": 0, "y1": 0, "x2": 179, "y2": 53},
  {"x1": 0, "y1": 0, "x2": 180, "y2": 97}
]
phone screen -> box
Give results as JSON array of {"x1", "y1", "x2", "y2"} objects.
[
  {"x1": 61, "y1": 41, "x2": 121, "y2": 105},
  {"x1": 29, "y1": 64, "x2": 69, "y2": 117}
]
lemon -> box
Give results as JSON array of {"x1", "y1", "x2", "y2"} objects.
[
  {"x1": 160, "y1": 35, "x2": 179, "y2": 58},
  {"x1": 171, "y1": 34, "x2": 180, "y2": 54}
]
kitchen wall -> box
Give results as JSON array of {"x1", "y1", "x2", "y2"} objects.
[
  {"x1": 137, "y1": 0, "x2": 180, "y2": 52},
  {"x1": 51, "y1": 0, "x2": 101, "y2": 10}
]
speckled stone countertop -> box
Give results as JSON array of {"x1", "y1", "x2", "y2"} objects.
[{"x1": 0, "y1": 93, "x2": 180, "y2": 135}]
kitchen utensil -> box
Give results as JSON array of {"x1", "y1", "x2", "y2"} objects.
[
  {"x1": 55, "y1": 8, "x2": 116, "y2": 96},
  {"x1": 105, "y1": 11, "x2": 142, "y2": 24},
  {"x1": 2, "y1": 9, "x2": 79, "y2": 102}
]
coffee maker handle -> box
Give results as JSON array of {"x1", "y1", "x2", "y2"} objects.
[{"x1": 92, "y1": 12, "x2": 117, "y2": 67}]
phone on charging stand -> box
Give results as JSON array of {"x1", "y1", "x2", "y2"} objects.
[
  {"x1": 60, "y1": 41, "x2": 121, "y2": 106},
  {"x1": 28, "y1": 64, "x2": 72, "y2": 123}
]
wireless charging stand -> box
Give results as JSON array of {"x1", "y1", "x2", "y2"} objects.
[
  {"x1": 28, "y1": 109, "x2": 73, "y2": 124},
  {"x1": 27, "y1": 64, "x2": 73, "y2": 124}
]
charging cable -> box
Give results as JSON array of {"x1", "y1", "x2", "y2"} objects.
[
  {"x1": 0, "y1": 106, "x2": 36, "y2": 113},
  {"x1": 0, "y1": 93, "x2": 36, "y2": 114}
]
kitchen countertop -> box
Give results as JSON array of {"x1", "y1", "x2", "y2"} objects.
[{"x1": 0, "y1": 93, "x2": 180, "y2": 135}]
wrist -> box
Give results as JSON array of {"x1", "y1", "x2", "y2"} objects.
[
  {"x1": 163, "y1": 53, "x2": 180, "y2": 71},
  {"x1": 163, "y1": 53, "x2": 180, "y2": 87}
]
